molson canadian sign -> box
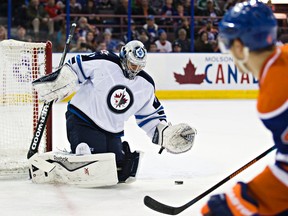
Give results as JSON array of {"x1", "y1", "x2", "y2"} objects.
[{"x1": 145, "y1": 53, "x2": 259, "y2": 99}]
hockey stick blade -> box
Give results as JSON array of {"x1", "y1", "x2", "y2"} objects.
[
  {"x1": 144, "y1": 146, "x2": 276, "y2": 215},
  {"x1": 144, "y1": 196, "x2": 188, "y2": 215}
]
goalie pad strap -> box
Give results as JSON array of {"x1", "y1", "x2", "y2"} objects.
[{"x1": 28, "y1": 153, "x2": 56, "y2": 173}]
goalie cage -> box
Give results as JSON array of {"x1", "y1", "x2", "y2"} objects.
[{"x1": 0, "y1": 39, "x2": 52, "y2": 178}]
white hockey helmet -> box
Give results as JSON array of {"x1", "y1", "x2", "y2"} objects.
[{"x1": 119, "y1": 40, "x2": 147, "y2": 79}]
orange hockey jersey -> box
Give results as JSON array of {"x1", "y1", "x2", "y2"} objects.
[{"x1": 248, "y1": 44, "x2": 288, "y2": 215}]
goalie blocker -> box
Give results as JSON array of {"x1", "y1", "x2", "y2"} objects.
[{"x1": 32, "y1": 63, "x2": 78, "y2": 103}]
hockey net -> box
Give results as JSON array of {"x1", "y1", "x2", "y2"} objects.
[{"x1": 0, "y1": 40, "x2": 52, "y2": 177}]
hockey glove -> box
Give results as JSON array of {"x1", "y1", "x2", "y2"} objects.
[
  {"x1": 201, "y1": 182, "x2": 259, "y2": 216},
  {"x1": 32, "y1": 63, "x2": 78, "y2": 102},
  {"x1": 152, "y1": 121, "x2": 197, "y2": 154}
]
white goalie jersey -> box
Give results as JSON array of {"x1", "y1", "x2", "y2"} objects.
[{"x1": 67, "y1": 50, "x2": 167, "y2": 138}]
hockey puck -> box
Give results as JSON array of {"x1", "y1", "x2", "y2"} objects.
[{"x1": 174, "y1": 180, "x2": 184, "y2": 185}]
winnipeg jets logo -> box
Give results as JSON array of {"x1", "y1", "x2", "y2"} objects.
[
  {"x1": 107, "y1": 85, "x2": 134, "y2": 113},
  {"x1": 134, "y1": 47, "x2": 145, "y2": 59}
]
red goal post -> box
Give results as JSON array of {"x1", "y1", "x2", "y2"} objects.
[{"x1": 0, "y1": 39, "x2": 52, "y2": 177}]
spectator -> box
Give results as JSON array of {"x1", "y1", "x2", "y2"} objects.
[
  {"x1": 198, "y1": 20, "x2": 218, "y2": 42},
  {"x1": 160, "y1": 0, "x2": 176, "y2": 25},
  {"x1": 223, "y1": 0, "x2": 235, "y2": 13},
  {"x1": 102, "y1": 28, "x2": 119, "y2": 52},
  {"x1": 96, "y1": 41, "x2": 108, "y2": 51},
  {"x1": 182, "y1": 0, "x2": 191, "y2": 15},
  {"x1": 82, "y1": 0, "x2": 102, "y2": 25},
  {"x1": 114, "y1": 41, "x2": 125, "y2": 53},
  {"x1": 175, "y1": 17, "x2": 190, "y2": 39},
  {"x1": 13, "y1": 2, "x2": 29, "y2": 29},
  {"x1": 172, "y1": 40, "x2": 182, "y2": 52},
  {"x1": 55, "y1": 21, "x2": 66, "y2": 52},
  {"x1": 197, "y1": 0, "x2": 221, "y2": 13},
  {"x1": 70, "y1": 0, "x2": 82, "y2": 22},
  {"x1": 123, "y1": 19, "x2": 140, "y2": 43},
  {"x1": 70, "y1": 0, "x2": 82, "y2": 13},
  {"x1": 137, "y1": 28, "x2": 151, "y2": 50},
  {"x1": 26, "y1": 0, "x2": 54, "y2": 39},
  {"x1": 266, "y1": 0, "x2": 275, "y2": 11},
  {"x1": 114, "y1": 0, "x2": 129, "y2": 26},
  {"x1": 76, "y1": 16, "x2": 99, "y2": 40},
  {"x1": 155, "y1": 29, "x2": 172, "y2": 52},
  {"x1": 194, "y1": 31, "x2": 214, "y2": 52},
  {"x1": 0, "y1": 0, "x2": 8, "y2": 17},
  {"x1": 149, "y1": 0, "x2": 164, "y2": 14},
  {"x1": 199, "y1": 0, "x2": 222, "y2": 26},
  {"x1": 173, "y1": 3, "x2": 188, "y2": 25},
  {"x1": 143, "y1": 15, "x2": 159, "y2": 43},
  {"x1": 175, "y1": 28, "x2": 190, "y2": 52},
  {"x1": 148, "y1": 42, "x2": 159, "y2": 52},
  {"x1": 0, "y1": 25, "x2": 7, "y2": 41},
  {"x1": 97, "y1": 0, "x2": 114, "y2": 10},
  {"x1": 133, "y1": 0, "x2": 157, "y2": 25},
  {"x1": 13, "y1": 26, "x2": 32, "y2": 42},
  {"x1": 85, "y1": 31, "x2": 98, "y2": 51},
  {"x1": 44, "y1": 0, "x2": 65, "y2": 34},
  {"x1": 70, "y1": 36, "x2": 92, "y2": 53}
]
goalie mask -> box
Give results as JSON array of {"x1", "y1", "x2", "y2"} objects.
[{"x1": 119, "y1": 40, "x2": 147, "y2": 80}]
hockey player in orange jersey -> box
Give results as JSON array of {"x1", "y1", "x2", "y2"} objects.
[{"x1": 201, "y1": 1, "x2": 288, "y2": 215}]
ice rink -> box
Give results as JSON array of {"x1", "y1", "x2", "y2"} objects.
[{"x1": 0, "y1": 100, "x2": 275, "y2": 216}]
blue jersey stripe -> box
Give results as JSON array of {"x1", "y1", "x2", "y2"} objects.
[
  {"x1": 138, "y1": 115, "x2": 167, "y2": 127},
  {"x1": 76, "y1": 55, "x2": 87, "y2": 80},
  {"x1": 135, "y1": 106, "x2": 164, "y2": 119}
]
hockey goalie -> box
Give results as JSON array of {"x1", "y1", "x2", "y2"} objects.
[{"x1": 30, "y1": 40, "x2": 197, "y2": 187}]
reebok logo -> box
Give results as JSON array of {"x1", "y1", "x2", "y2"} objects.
[{"x1": 54, "y1": 155, "x2": 68, "y2": 163}]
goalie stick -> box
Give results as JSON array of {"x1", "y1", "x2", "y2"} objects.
[
  {"x1": 144, "y1": 145, "x2": 276, "y2": 215},
  {"x1": 27, "y1": 23, "x2": 77, "y2": 159}
]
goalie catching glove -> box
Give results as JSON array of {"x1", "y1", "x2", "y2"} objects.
[
  {"x1": 152, "y1": 121, "x2": 197, "y2": 154},
  {"x1": 32, "y1": 63, "x2": 78, "y2": 102}
]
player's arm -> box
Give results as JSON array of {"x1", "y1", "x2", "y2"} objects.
[
  {"x1": 135, "y1": 95, "x2": 197, "y2": 154},
  {"x1": 32, "y1": 52, "x2": 105, "y2": 102}
]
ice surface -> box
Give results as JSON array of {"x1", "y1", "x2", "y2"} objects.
[{"x1": 0, "y1": 100, "x2": 275, "y2": 216}]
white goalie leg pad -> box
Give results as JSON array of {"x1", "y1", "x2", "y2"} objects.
[
  {"x1": 32, "y1": 63, "x2": 78, "y2": 102},
  {"x1": 29, "y1": 152, "x2": 118, "y2": 187}
]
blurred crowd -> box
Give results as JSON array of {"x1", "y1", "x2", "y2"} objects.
[{"x1": 0, "y1": 0, "x2": 286, "y2": 53}]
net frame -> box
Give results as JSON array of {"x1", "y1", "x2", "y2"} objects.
[{"x1": 0, "y1": 39, "x2": 52, "y2": 177}]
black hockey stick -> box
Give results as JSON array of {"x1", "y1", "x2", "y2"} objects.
[
  {"x1": 27, "y1": 23, "x2": 77, "y2": 159},
  {"x1": 144, "y1": 145, "x2": 276, "y2": 215}
]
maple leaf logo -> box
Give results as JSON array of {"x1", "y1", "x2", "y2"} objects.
[
  {"x1": 174, "y1": 59, "x2": 205, "y2": 84},
  {"x1": 114, "y1": 92, "x2": 128, "y2": 108}
]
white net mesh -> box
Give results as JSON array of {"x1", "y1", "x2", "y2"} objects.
[{"x1": 0, "y1": 40, "x2": 50, "y2": 177}]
